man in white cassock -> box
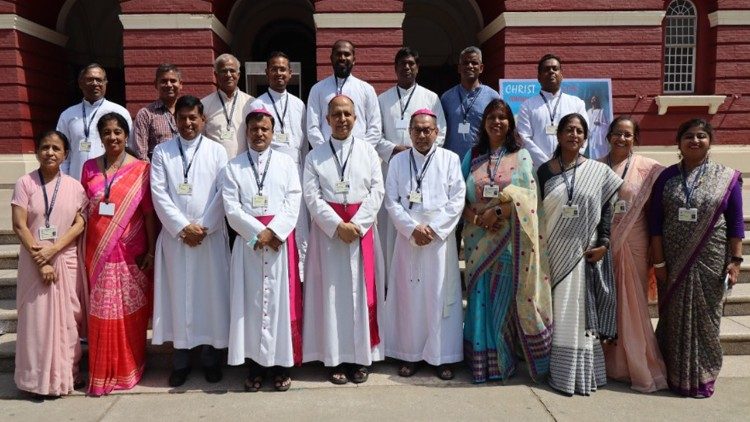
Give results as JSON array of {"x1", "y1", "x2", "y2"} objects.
[
  {"x1": 249, "y1": 51, "x2": 309, "y2": 280},
  {"x1": 376, "y1": 47, "x2": 447, "y2": 270},
  {"x1": 306, "y1": 40, "x2": 381, "y2": 149},
  {"x1": 302, "y1": 95, "x2": 385, "y2": 385},
  {"x1": 223, "y1": 109, "x2": 302, "y2": 393},
  {"x1": 384, "y1": 109, "x2": 465, "y2": 380},
  {"x1": 150, "y1": 95, "x2": 230, "y2": 387}
]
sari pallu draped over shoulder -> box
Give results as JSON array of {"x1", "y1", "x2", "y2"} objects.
[
  {"x1": 654, "y1": 161, "x2": 741, "y2": 398},
  {"x1": 82, "y1": 159, "x2": 153, "y2": 396},
  {"x1": 463, "y1": 149, "x2": 553, "y2": 382}
]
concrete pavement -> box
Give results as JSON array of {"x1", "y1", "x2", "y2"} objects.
[{"x1": 1, "y1": 361, "x2": 749, "y2": 421}]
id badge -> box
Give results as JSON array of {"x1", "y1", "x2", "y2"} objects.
[
  {"x1": 275, "y1": 132, "x2": 288, "y2": 143},
  {"x1": 545, "y1": 124, "x2": 557, "y2": 135},
  {"x1": 395, "y1": 118, "x2": 409, "y2": 130},
  {"x1": 678, "y1": 207, "x2": 698, "y2": 222},
  {"x1": 458, "y1": 122, "x2": 471, "y2": 134},
  {"x1": 252, "y1": 195, "x2": 268, "y2": 208},
  {"x1": 220, "y1": 128, "x2": 235, "y2": 140},
  {"x1": 562, "y1": 204, "x2": 580, "y2": 219},
  {"x1": 38, "y1": 226, "x2": 58, "y2": 240},
  {"x1": 98, "y1": 202, "x2": 115, "y2": 216},
  {"x1": 614, "y1": 200, "x2": 628, "y2": 214},
  {"x1": 177, "y1": 183, "x2": 193, "y2": 195},
  {"x1": 79, "y1": 140, "x2": 92, "y2": 152},
  {"x1": 483, "y1": 185, "x2": 500, "y2": 198},
  {"x1": 408, "y1": 191, "x2": 422, "y2": 204},
  {"x1": 334, "y1": 180, "x2": 350, "y2": 194}
]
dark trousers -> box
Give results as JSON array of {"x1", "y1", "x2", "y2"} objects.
[{"x1": 173, "y1": 345, "x2": 219, "y2": 370}]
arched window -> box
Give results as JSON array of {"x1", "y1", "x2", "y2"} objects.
[{"x1": 664, "y1": 0, "x2": 697, "y2": 93}]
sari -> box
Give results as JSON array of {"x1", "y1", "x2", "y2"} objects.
[
  {"x1": 601, "y1": 154, "x2": 667, "y2": 392},
  {"x1": 539, "y1": 159, "x2": 621, "y2": 395},
  {"x1": 462, "y1": 148, "x2": 553, "y2": 383},
  {"x1": 81, "y1": 159, "x2": 153, "y2": 396},
  {"x1": 649, "y1": 160, "x2": 743, "y2": 398}
]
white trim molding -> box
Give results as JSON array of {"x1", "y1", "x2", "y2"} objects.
[
  {"x1": 654, "y1": 95, "x2": 727, "y2": 115},
  {"x1": 708, "y1": 10, "x2": 750, "y2": 27},
  {"x1": 119, "y1": 14, "x2": 232, "y2": 45},
  {"x1": 638, "y1": 145, "x2": 750, "y2": 173},
  {"x1": 0, "y1": 14, "x2": 67, "y2": 46},
  {"x1": 0, "y1": 154, "x2": 39, "y2": 185},
  {"x1": 479, "y1": 11, "x2": 666, "y2": 43},
  {"x1": 313, "y1": 13, "x2": 405, "y2": 29}
]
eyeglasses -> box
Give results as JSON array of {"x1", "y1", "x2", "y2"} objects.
[
  {"x1": 84, "y1": 77, "x2": 107, "y2": 86},
  {"x1": 410, "y1": 127, "x2": 437, "y2": 136},
  {"x1": 610, "y1": 132, "x2": 634, "y2": 139}
]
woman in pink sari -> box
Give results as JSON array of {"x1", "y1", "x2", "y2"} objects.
[
  {"x1": 601, "y1": 116, "x2": 667, "y2": 392},
  {"x1": 81, "y1": 112, "x2": 156, "y2": 395}
]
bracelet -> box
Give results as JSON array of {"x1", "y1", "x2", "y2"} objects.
[
  {"x1": 653, "y1": 261, "x2": 666, "y2": 269},
  {"x1": 473, "y1": 215, "x2": 478, "y2": 225}
]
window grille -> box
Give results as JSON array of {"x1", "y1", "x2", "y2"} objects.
[{"x1": 664, "y1": 0, "x2": 697, "y2": 93}]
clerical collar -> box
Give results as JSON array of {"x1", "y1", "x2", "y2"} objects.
[
  {"x1": 397, "y1": 83, "x2": 416, "y2": 93},
  {"x1": 179, "y1": 135, "x2": 201, "y2": 146},
  {"x1": 414, "y1": 143, "x2": 436, "y2": 159},
  {"x1": 268, "y1": 88, "x2": 287, "y2": 98},
  {"x1": 540, "y1": 89, "x2": 562, "y2": 98},
  {"x1": 83, "y1": 97, "x2": 105, "y2": 107},
  {"x1": 247, "y1": 147, "x2": 269, "y2": 163},
  {"x1": 330, "y1": 134, "x2": 353, "y2": 148}
]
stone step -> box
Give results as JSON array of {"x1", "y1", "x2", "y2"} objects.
[
  {"x1": 744, "y1": 231, "x2": 750, "y2": 255},
  {"x1": 648, "y1": 283, "x2": 750, "y2": 318},
  {"x1": 0, "y1": 299, "x2": 16, "y2": 335},
  {"x1": 0, "y1": 244, "x2": 19, "y2": 270},
  {"x1": 0, "y1": 229, "x2": 16, "y2": 246},
  {"x1": 0, "y1": 269, "x2": 15, "y2": 300},
  {"x1": 649, "y1": 316, "x2": 750, "y2": 355}
]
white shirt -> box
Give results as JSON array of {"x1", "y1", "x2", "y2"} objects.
[
  {"x1": 56, "y1": 98, "x2": 133, "y2": 180},
  {"x1": 306, "y1": 74, "x2": 382, "y2": 149},
  {"x1": 516, "y1": 90, "x2": 589, "y2": 169},
  {"x1": 376, "y1": 84, "x2": 447, "y2": 162},
  {"x1": 249, "y1": 89, "x2": 308, "y2": 166},
  {"x1": 201, "y1": 89, "x2": 255, "y2": 159}
]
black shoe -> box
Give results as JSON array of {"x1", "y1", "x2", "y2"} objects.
[
  {"x1": 204, "y1": 364, "x2": 223, "y2": 383},
  {"x1": 168, "y1": 367, "x2": 191, "y2": 387}
]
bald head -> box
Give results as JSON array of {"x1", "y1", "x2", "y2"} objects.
[{"x1": 326, "y1": 95, "x2": 356, "y2": 140}]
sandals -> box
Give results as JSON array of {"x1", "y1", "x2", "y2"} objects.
[
  {"x1": 329, "y1": 364, "x2": 348, "y2": 385},
  {"x1": 273, "y1": 373, "x2": 292, "y2": 392},
  {"x1": 436, "y1": 364, "x2": 454, "y2": 380},
  {"x1": 398, "y1": 361, "x2": 418, "y2": 377},
  {"x1": 244, "y1": 375, "x2": 263, "y2": 392},
  {"x1": 347, "y1": 364, "x2": 369, "y2": 384}
]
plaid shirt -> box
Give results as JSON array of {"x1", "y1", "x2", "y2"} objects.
[{"x1": 133, "y1": 100, "x2": 177, "y2": 160}]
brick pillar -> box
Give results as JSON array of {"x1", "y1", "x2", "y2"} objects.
[
  {"x1": 313, "y1": 1, "x2": 404, "y2": 94},
  {"x1": 119, "y1": 1, "x2": 231, "y2": 115}
]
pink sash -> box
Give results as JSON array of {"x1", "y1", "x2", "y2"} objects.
[
  {"x1": 327, "y1": 202, "x2": 380, "y2": 348},
  {"x1": 256, "y1": 215, "x2": 303, "y2": 365}
]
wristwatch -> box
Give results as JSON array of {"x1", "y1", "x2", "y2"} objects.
[{"x1": 494, "y1": 206, "x2": 503, "y2": 217}]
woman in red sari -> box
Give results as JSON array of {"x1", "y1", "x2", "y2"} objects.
[{"x1": 81, "y1": 112, "x2": 156, "y2": 395}]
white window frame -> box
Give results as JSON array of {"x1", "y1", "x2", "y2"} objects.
[{"x1": 663, "y1": 0, "x2": 697, "y2": 94}]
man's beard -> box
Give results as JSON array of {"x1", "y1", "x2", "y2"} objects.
[{"x1": 333, "y1": 64, "x2": 353, "y2": 78}]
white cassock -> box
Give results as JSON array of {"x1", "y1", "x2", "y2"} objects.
[
  {"x1": 223, "y1": 149, "x2": 302, "y2": 367},
  {"x1": 306, "y1": 74, "x2": 382, "y2": 149},
  {"x1": 516, "y1": 90, "x2": 588, "y2": 170},
  {"x1": 249, "y1": 89, "x2": 310, "y2": 277},
  {"x1": 150, "y1": 135, "x2": 231, "y2": 349},
  {"x1": 302, "y1": 135, "x2": 385, "y2": 366},
  {"x1": 56, "y1": 98, "x2": 133, "y2": 180},
  {"x1": 586, "y1": 107, "x2": 610, "y2": 160},
  {"x1": 383, "y1": 145, "x2": 465, "y2": 365},
  {"x1": 376, "y1": 84, "x2": 447, "y2": 270}
]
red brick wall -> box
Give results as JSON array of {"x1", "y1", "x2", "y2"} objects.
[{"x1": 0, "y1": 30, "x2": 67, "y2": 154}]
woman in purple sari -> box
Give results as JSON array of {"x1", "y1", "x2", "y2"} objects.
[{"x1": 648, "y1": 118, "x2": 743, "y2": 398}]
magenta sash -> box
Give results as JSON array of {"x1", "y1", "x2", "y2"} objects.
[
  {"x1": 256, "y1": 215, "x2": 303, "y2": 365},
  {"x1": 327, "y1": 202, "x2": 380, "y2": 348}
]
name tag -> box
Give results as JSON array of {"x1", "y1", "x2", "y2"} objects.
[
  {"x1": 614, "y1": 200, "x2": 628, "y2": 214},
  {"x1": 334, "y1": 180, "x2": 350, "y2": 194},
  {"x1": 220, "y1": 128, "x2": 235, "y2": 140},
  {"x1": 98, "y1": 202, "x2": 116, "y2": 216},
  {"x1": 458, "y1": 122, "x2": 471, "y2": 134},
  {"x1": 408, "y1": 191, "x2": 422, "y2": 204},
  {"x1": 545, "y1": 124, "x2": 557, "y2": 135},
  {"x1": 79, "y1": 140, "x2": 92, "y2": 152},
  {"x1": 177, "y1": 183, "x2": 193, "y2": 195},
  {"x1": 252, "y1": 195, "x2": 268, "y2": 208},
  {"x1": 678, "y1": 207, "x2": 698, "y2": 222},
  {"x1": 38, "y1": 226, "x2": 58, "y2": 241},
  {"x1": 395, "y1": 118, "x2": 409, "y2": 130},
  {"x1": 275, "y1": 132, "x2": 288, "y2": 143},
  {"x1": 483, "y1": 185, "x2": 500, "y2": 198},
  {"x1": 562, "y1": 204, "x2": 580, "y2": 219}
]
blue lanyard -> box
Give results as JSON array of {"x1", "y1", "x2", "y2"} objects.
[
  {"x1": 408, "y1": 148, "x2": 436, "y2": 209},
  {"x1": 102, "y1": 153, "x2": 126, "y2": 202},
  {"x1": 539, "y1": 92, "x2": 562, "y2": 125},
  {"x1": 266, "y1": 91, "x2": 288, "y2": 133},
  {"x1": 680, "y1": 159, "x2": 707, "y2": 207},
  {"x1": 486, "y1": 147, "x2": 507, "y2": 185},
  {"x1": 458, "y1": 86, "x2": 482, "y2": 122},
  {"x1": 81, "y1": 101, "x2": 103, "y2": 139},
  {"x1": 176, "y1": 135, "x2": 204, "y2": 183},
  {"x1": 396, "y1": 85, "x2": 417, "y2": 119},
  {"x1": 558, "y1": 155, "x2": 578, "y2": 205},
  {"x1": 334, "y1": 76, "x2": 348, "y2": 95},
  {"x1": 38, "y1": 169, "x2": 61, "y2": 228},
  {"x1": 217, "y1": 91, "x2": 238, "y2": 129},
  {"x1": 247, "y1": 149, "x2": 272, "y2": 193},
  {"x1": 328, "y1": 138, "x2": 354, "y2": 182}
]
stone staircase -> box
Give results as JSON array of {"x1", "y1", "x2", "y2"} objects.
[{"x1": 2, "y1": 216, "x2": 750, "y2": 371}]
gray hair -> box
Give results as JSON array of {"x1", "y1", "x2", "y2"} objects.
[
  {"x1": 78, "y1": 63, "x2": 107, "y2": 81},
  {"x1": 459, "y1": 46, "x2": 482, "y2": 62},
  {"x1": 214, "y1": 53, "x2": 240, "y2": 72}
]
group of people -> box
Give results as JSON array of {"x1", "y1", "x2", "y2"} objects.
[{"x1": 11, "y1": 40, "x2": 742, "y2": 400}]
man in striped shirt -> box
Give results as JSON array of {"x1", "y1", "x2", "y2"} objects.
[{"x1": 133, "y1": 64, "x2": 183, "y2": 160}]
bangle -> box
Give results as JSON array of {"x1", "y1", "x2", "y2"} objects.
[
  {"x1": 473, "y1": 215, "x2": 478, "y2": 225},
  {"x1": 653, "y1": 261, "x2": 666, "y2": 269}
]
